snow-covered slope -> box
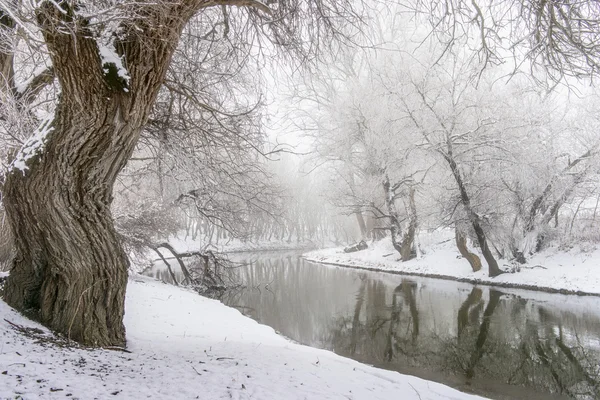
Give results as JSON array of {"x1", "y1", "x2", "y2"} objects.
[
  {"x1": 0, "y1": 275, "x2": 485, "y2": 399},
  {"x1": 304, "y1": 232, "x2": 600, "y2": 295}
]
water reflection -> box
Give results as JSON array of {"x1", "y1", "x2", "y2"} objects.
[{"x1": 145, "y1": 253, "x2": 600, "y2": 399}]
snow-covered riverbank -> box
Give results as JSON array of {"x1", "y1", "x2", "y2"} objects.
[
  {"x1": 0, "y1": 274, "x2": 484, "y2": 400},
  {"x1": 303, "y1": 233, "x2": 600, "y2": 296}
]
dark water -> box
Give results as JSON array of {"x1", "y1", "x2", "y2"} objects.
[{"x1": 144, "y1": 251, "x2": 600, "y2": 400}]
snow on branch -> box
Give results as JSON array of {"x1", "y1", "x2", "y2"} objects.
[
  {"x1": 14, "y1": 66, "x2": 54, "y2": 103},
  {"x1": 8, "y1": 114, "x2": 54, "y2": 175}
]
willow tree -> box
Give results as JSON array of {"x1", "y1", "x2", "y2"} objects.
[{"x1": 0, "y1": 0, "x2": 362, "y2": 347}]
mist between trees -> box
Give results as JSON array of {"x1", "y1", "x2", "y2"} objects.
[{"x1": 0, "y1": 0, "x2": 599, "y2": 347}]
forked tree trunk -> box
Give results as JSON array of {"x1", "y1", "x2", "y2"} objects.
[
  {"x1": 383, "y1": 174, "x2": 416, "y2": 261},
  {"x1": 444, "y1": 151, "x2": 503, "y2": 277},
  {"x1": 2, "y1": 3, "x2": 198, "y2": 346}
]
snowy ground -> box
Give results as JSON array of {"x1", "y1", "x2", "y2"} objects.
[
  {"x1": 304, "y1": 230, "x2": 600, "y2": 296},
  {"x1": 0, "y1": 275, "x2": 485, "y2": 400}
]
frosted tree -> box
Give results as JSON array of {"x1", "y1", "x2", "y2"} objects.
[
  {"x1": 415, "y1": 0, "x2": 600, "y2": 83},
  {"x1": 0, "y1": 0, "x2": 364, "y2": 347}
]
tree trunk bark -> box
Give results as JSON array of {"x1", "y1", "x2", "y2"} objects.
[
  {"x1": 3, "y1": 148, "x2": 130, "y2": 346},
  {"x1": 455, "y1": 227, "x2": 482, "y2": 272},
  {"x1": 382, "y1": 174, "x2": 403, "y2": 257},
  {"x1": 2, "y1": 2, "x2": 197, "y2": 346}
]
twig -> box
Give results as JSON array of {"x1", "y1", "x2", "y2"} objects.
[
  {"x1": 104, "y1": 346, "x2": 132, "y2": 353},
  {"x1": 191, "y1": 366, "x2": 203, "y2": 375},
  {"x1": 407, "y1": 383, "x2": 423, "y2": 400}
]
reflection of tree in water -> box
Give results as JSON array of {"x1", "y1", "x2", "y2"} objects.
[
  {"x1": 465, "y1": 289, "x2": 502, "y2": 379},
  {"x1": 517, "y1": 310, "x2": 600, "y2": 399},
  {"x1": 329, "y1": 281, "x2": 600, "y2": 399},
  {"x1": 441, "y1": 290, "x2": 600, "y2": 399},
  {"x1": 457, "y1": 287, "x2": 483, "y2": 337},
  {"x1": 328, "y1": 278, "x2": 428, "y2": 367},
  {"x1": 349, "y1": 275, "x2": 366, "y2": 354},
  {"x1": 385, "y1": 280, "x2": 420, "y2": 361}
]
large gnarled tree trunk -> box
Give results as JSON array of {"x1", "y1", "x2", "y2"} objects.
[{"x1": 2, "y1": 2, "x2": 210, "y2": 346}]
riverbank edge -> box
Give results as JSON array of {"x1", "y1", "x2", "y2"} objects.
[
  {"x1": 302, "y1": 256, "x2": 600, "y2": 297},
  {"x1": 221, "y1": 243, "x2": 318, "y2": 254},
  {"x1": 0, "y1": 272, "x2": 486, "y2": 400}
]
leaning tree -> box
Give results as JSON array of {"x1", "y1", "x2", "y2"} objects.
[{"x1": 0, "y1": 0, "x2": 363, "y2": 347}]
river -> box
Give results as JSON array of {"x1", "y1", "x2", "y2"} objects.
[{"x1": 143, "y1": 250, "x2": 600, "y2": 400}]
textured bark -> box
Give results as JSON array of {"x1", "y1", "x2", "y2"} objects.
[
  {"x1": 2, "y1": 2, "x2": 200, "y2": 346},
  {"x1": 455, "y1": 227, "x2": 482, "y2": 272}
]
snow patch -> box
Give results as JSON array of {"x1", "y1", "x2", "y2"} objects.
[
  {"x1": 304, "y1": 230, "x2": 600, "y2": 296},
  {"x1": 9, "y1": 115, "x2": 54, "y2": 175},
  {"x1": 97, "y1": 43, "x2": 130, "y2": 91}
]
